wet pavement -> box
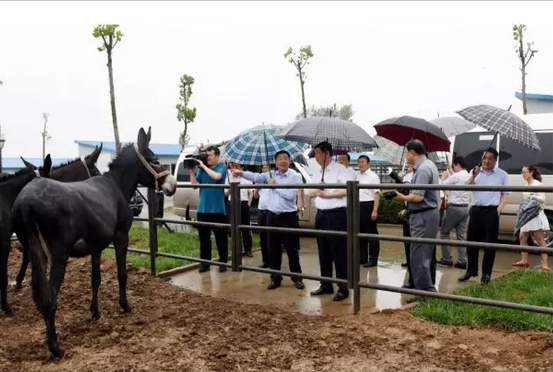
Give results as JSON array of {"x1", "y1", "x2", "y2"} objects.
[{"x1": 168, "y1": 225, "x2": 527, "y2": 315}]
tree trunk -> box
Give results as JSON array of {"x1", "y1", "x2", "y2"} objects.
[
  {"x1": 181, "y1": 121, "x2": 188, "y2": 151},
  {"x1": 521, "y1": 66, "x2": 527, "y2": 115},
  {"x1": 107, "y1": 48, "x2": 121, "y2": 153},
  {"x1": 299, "y1": 68, "x2": 307, "y2": 119}
]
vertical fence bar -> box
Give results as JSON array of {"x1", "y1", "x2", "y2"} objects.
[
  {"x1": 147, "y1": 188, "x2": 158, "y2": 276},
  {"x1": 352, "y1": 182, "x2": 361, "y2": 315},
  {"x1": 230, "y1": 182, "x2": 242, "y2": 272},
  {"x1": 346, "y1": 181, "x2": 354, "y2": 290}
]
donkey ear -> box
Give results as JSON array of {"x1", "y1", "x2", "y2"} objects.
[
  {"x1": 86, "y1": 143, "x2": 103, "y2": 165},
  {"x1": 42, "y1": 155, "x2": 52, "y2": 177},
  {"x1": 20, "y1": 157, "x2": 37, "y2": 171},
  {"x1": 137, "y1": 128, "x2": 148, "y2": 152},
  {"x1": 146, "y1": 127, "x2": 152, "y2": 144}
]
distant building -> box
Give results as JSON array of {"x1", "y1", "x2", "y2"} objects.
[
  {"x1": 515, "y1": 92, "x2": 553, "y2": 114},
  {"x1": 75, "y1": 140, "x2": 191, "y2": 174},
  {"x1": 1, "y1": 157, "x2": 73, "y2": 174}
]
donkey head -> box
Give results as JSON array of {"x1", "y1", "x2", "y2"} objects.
[{"x1": 134, "y1": 127, "x2": 176, "y2": 196}]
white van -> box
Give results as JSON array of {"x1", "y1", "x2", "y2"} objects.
[{"x1": 450, "y1": 123, "x2": 553, "y2": 238}]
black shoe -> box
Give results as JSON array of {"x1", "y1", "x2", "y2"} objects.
[
  {"x1": 259, "y1": 263, "x2": 270, "y2": 269},
  {"x1": 401, "y1": 283, "x2": 415, "y2": 289},
  {"x1": 407, "y1": 296, "x2": 427, "y2": 304},
  {"x1": 218, "y1": 266, "x2": 227, "y2": 273},
  {"x1": 245, "y1": 251, "x2": 253, "y2": 258},
  {"x1": 359, "y1": 260, "x2": 368, "y2": 265},
  {"x1": 401, "y1": 262, "x2": 408, "y2": 267},
  {"x1": 481, "y1": 274, "x2": 491, "y2": 284},
  {"x1": 333, "y1": 291, "x2": 349, "y2": 301},
  {"x1": 454, "y1": 262, "x2": 467, "y2": 269},
  {"x1": 458, "y1": 272, "x2": 477, "y2": 282},
  {"x1": 293, "y1": 281, "x2": 305, "y2": 290},
  {"x1": 436, "y1": 259, "x2": 453, "y2": 267},
  {"x1": 363, "y1": 261, "x2": 378, "y2": 268},
  {"x1": 310, "y1": 286, "x2": 333, "y2": 296},
  {"x1": 198, "y1": 265, "x2": 210, "y2": 273},
  {"x1": 267, "y1": 280, "x2": 281, "y2": 290}
]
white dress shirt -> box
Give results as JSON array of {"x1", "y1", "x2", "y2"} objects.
[
  {"x1": 226, "y1": 174, "x2": 253, "y2": 202},
  {"x1": 356, "y1": 169, "x2": 380, "y2": 202},
  {"x1": 311, "y1": 162, "x2": 354, "y2": 210},
  {"x1": 443, "y1": 169, "x2": 471, "y2": 205},
  {"x1": 258, "y1": 188, "x2": 269, "y2": 210}
]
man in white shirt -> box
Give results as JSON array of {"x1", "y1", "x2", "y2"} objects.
[
  {"x1": 356, "y1": 155, "x2": 381, "y2": 267},
  {"x1": 437, "y1": 156, "x2": 471, "y2": 269},
  {"x1": 254, "y1": 164, "x2": 271, "y2": 268},
  {"x1": 310, "y1": 142, "x2": 354, "y2": 301},
  {"x1": 225, "y1": 162, "x2": 254, "y2": 257},
  {"x1": 338, "y1": 153, "x2": 358, "y2": 180}
]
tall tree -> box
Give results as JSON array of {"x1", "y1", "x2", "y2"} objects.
[
  {"x1": 176, "y1": 75, "x2": 197, "y2": 151},
  {"x1": 284, "y1": 45, "x2": 314, "y2": 119},
  {"x1": 93, "y1": 24, "x2": 124, "y2": 153},
  {"x1": 41, "y1": 112, "x2": 51, "y2": 160},
  {"x1": 296, "y1": 103, "x2": 355, "y2": 121},
  {"x1": 513, "y1": 24, "x2": 538, "y2": 115}
]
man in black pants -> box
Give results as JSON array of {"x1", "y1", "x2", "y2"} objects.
[
  {"x1": 309, "y1": 142, "x2": 354, "y2": 301},
  {"x1": 189, "y1": 146, "x2": 228, "y2": 273},
  {"x1": 232, "y1": 151, "x2": 304, "y2": 290},
  {"x1": 459, "y1": 148, "x2": 508, "y2": 284},
  {"x1": 356, "y1": 155, "x2": 381, "y2": 267}
]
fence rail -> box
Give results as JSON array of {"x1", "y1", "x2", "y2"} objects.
[{"x1": 137, "y1": 181, "x2": 553, "y2": 316}]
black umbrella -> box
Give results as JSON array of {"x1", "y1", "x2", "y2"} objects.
[{"x1": 374, "y1": 116, "x2": 451, "y2": 152}]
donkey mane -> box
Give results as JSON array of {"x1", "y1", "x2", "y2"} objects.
[
  {"x1": 0, "y1": 168, "x2": 32, "y2": 184},
  {"x1": 50, "y1": 157, "x2": 85, "y2": 171},
  {"x1": 106, "y1": 143, "x2": 136, "y2": 171}
]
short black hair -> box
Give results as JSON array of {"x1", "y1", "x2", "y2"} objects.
[
  {"x1": 314, "y1": 141, "x2": 333, "y2": 155},
  {"x1": 358, "y1": 155, "x2": 370, "y2": 163},
  {"x1": 452, "y1": 156, "x2": 467, "y2": 169},
  {"x1": 205, "y1": 146, "x2": 220, "y2": 156},
  {"x1": 340, "y1": 153, "x2": 351, "y2": 162},
  {"x1": 405, "y1": 140, "x2": 426, "y2": 155},
  {"x1": 485, "y1": 147, "x2": 499, "y2": 160},
  {"x1": 274, "y1": 150, "x2": 291, "y2": 161}
]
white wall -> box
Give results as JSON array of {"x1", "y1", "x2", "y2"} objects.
[{"x1": 78, "y1": 145, "x2": 114, "y2": 174}]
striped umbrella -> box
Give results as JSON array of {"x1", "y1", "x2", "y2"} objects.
[{"x1": 223, "y1": 124, "x2": 309, "y2": 166}]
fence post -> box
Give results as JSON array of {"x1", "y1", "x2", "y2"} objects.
[
  {"x1": 147, "y1": 188, "x2": 158, "y2": 276},
  {"x1": 230, "y1": 182, "x2": 242, "y2": 272},
  {"x1": 346, "y1": 181, "x2": 355, "y2": 290},
  {"x1": 351, "y1": 181, "x2": 361, "y2": 315}
]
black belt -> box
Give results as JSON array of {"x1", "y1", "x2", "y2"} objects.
[
  {"x1": 317, "y1": 207, "x2": 346, "y2": 215},
  {"x1": 472, "y1": 205, "x2": 498, "y2": 209},
  {"x1": 408, "y1": 207, "x2": 436, "y2": 215},
  {"x1": 449, "y1": 203, "x2": 469, "y2": 207},
  {"x1": 269, "y1": 211, "x2": 296, "y2": 216}
]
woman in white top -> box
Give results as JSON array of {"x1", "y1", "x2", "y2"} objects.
[{"x1": 512, "y1": 165, "x2": 550, "y2": 272}]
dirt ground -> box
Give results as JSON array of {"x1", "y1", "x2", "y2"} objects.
[{"x1": 1, "y1": 246, "x2": 551, "y2": 372}]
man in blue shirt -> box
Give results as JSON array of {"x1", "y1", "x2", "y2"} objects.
[
  {"x1": 231, "y1": 150, "x2": 305, "y2": 290},
  {"x1": 189, "y1": 146, "x2": 228, "y2": 273},
  {"x1": 459, "y1": 148, "x2": 508, "y2": 284}
]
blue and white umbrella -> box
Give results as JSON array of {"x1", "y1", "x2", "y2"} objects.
[{"x1": 223, "y1": 124, "x2": 309, "y2": 166}]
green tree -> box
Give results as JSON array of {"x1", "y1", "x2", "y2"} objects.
[
  {"x1": 296, "y1": 103, "x2": 355, "y2": 121},
  {"x1": 41, "y1": 112, "x2": 51, "y2": 160},
  {"x1": 513, "y1": 24, "x2": 538, "y2": 115},
  {"x1": 176, "y1": 75, "x2": 197, "y2": 151},
  {"x1": 284, "y1": 45, "x2": 314, "y2": 119},
  {"x1": 93, "y1": 24, "x2": 124, "y2": 153}
]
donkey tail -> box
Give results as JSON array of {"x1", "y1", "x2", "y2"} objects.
[{"x1": 13, "y1": 204, "x2": 51, "y2": 315}]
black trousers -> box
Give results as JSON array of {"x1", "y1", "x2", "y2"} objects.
[
  {"x1": 197, "y1": 213, "x2": 228, "y2": 265},
  {"x1": 315, "y1": 208, "x2": 348, "y2": 292},
  {"x1": 257, "y1": 210, "x2": 269, "y2": 266},
  {"x1": 403, "y1": 216, "x2": 436, "y2": 286},
  {"x1": 360, "y1": 201, "x2": 380, "y2": 264},
  {"x1": 240, "y1": 201, "x2": 253, "y2": 254},
  {"x1": 466, "y1": 206, "x2": 499, "y2": 276},
  {"x1": 267, "y1": 211, "x2": 302, "y2": 282}
]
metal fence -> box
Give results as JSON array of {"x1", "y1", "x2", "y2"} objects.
[{"x1": 139, "y1": 182, "x2": 553, "y2": 316}]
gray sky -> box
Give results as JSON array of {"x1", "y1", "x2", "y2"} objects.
[{"x1": 0, "y1": 1, "x2": 552, "y2": 158}]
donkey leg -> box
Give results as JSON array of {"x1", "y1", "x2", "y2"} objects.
[
  {"x1": 90, "y1": 252, "x2": 101, "y2": 320},
  {"x1": 0, "y1": 238, "x2": 12, "y2": 314},
  {"x1": 15, "y1": 246, "x2": 30, "y2": 289},
  {"x1": 45, "y1": 255, "x2": 67, "y2": 358},
  {"x1": 114, "y1": 232, "x2": 132, "y2": 313}
]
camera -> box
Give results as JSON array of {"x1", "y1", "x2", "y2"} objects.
[
  {"x1": 383, "y1": 167, "x2": 409, "y2": 200},
  {"x1": 181, "y1": 149, "x2": 208, "y2": 168}
]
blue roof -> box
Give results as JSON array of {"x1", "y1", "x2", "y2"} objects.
[
  {"x1": 334, "y1": 152, "x2": 388, "y2": 163},
  {"x1": 75, "y1": 141, "x2": 193, "y2": 157},
  {"x1": 515, "y1": 92, "x2": 553, "y2": 101},
  {"x1": 1, "y1": 157, "x2": 74, "y2": 171}
]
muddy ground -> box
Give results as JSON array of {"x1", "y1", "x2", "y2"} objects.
[{"x1": 1, "y1": 247, "x2": 551, "y2": 371}]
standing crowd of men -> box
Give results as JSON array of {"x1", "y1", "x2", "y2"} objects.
[{"x1": 188, "y1": 139, "x2": 511, "y2": 303}]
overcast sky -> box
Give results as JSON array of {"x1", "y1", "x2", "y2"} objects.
[{"x1": 0, "y1": 1, "x2": 552, "y2": 158}]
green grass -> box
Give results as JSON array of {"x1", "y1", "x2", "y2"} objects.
[
  {"x1": 411, "y1": 270, "x2": 553, "y2": 332},
  {"x1": 104, "y1": 227, "x2": 259, "y2": 273}
]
